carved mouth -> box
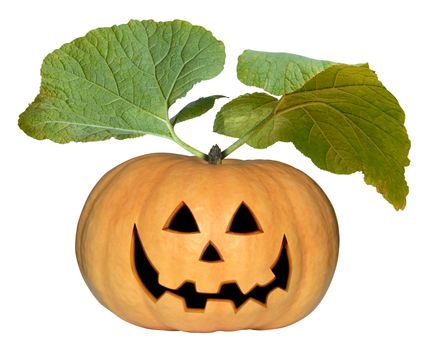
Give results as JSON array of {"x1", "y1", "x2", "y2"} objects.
[{"x1": 133, "y1": 225, "x2": 289, "y2": 311}]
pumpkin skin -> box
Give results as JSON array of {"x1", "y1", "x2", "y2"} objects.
[{"x1": 76, "y1": 153, "x2": 339, "y2": 332}]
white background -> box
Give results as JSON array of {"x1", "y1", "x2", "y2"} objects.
[{"x1": 1, "y1": 0, "x2": 432, "y2": 348}]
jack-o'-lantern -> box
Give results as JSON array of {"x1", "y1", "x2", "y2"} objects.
[
  {"x1": 76, "y1": 153, "x2": 339, "y2": 332},
  {"x1": 17, "y1": 17, "x2": 410, "y2": 334}
]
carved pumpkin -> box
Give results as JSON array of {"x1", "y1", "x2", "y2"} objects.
[{"x1": 76, "y1": 153, "x2": 339, "y2": 332}]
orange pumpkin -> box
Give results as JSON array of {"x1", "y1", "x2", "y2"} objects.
[{"x1": 76, "y1": 153, "x2": 339, "y2": 332}]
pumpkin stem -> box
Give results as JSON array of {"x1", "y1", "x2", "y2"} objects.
[{"x1": 208, "y1": 145, "x2": 222, "y2": 165}]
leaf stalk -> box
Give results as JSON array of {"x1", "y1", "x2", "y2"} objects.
[
  {"x1": 221, "y1": 112, "x2": 271, "y2": 158},
  {"x1": 169, "y1": 125, "x2": 208, "y2": 160}
]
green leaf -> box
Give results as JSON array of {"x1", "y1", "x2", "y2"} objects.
[
  {"x1": 237, "y1": 50, "x2": 337, "y2": 95},
  {"x1": 214, "y1": 93, "x2": 278, "y2": 135},
  {"x1": 19, "y1": 19, "x2": 225, "y2": 143},
  {"x1": 215, "y1": 64, "x2": 410, "y2": 210},
  {"x1": 171, "y1": 95, "x2": 226, "y2": 126}
]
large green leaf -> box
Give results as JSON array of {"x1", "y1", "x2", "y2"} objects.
[
  {"x1": 215, "y1": 64, "x2": 410, "y2": 210},
  {"x1": 19, "y1": 20, "x2": 225, "y2": 143},
  {"x1": 171, "y1": 95, "x2": 226, "y2": 126},
  {"x1": 237, "y1": 50, "x2": 336, "y2": 95},
  {"x1": 214, "y1": 93, "x2": 278, "y2": 134}
]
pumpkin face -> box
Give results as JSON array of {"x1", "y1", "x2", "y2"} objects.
[{"x1": 76, "y1": 153, "x2": 339, "y2": 332}]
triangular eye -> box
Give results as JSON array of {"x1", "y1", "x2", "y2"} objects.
[
  {"x1": 228, "y1": 202, "x2": 262, "y2": 234},
  {"x1": 164, "y1": 202, "x2": 199, "y2": 233}
]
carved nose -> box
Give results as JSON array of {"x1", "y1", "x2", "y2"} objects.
[{"x1": 200, "y1": 241, "x2": 223, "y2": 262}]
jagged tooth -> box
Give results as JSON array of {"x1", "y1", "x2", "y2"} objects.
[
  {"x1": 248, "y1": 285, "x2": 270, "y2": 305},
  {"x1": 186, "y1": 297, "x2": 207, "y2": 310},
  {"x1": 158, "y1": 273, "x2": 187, "y2": 291},
  {"x1": 237, "y1": 269, "x2": 275, "y2": 294},
  {"x1": 175, "y1": 282, "x2": 208, "y2": 310},
  {"x1": 235, "y1": 298, "x2": 248, "y2": 309},
  {"x1": 195, "y1": 278, "x2": 224, "y2": 294},
  {"x1": 219, "y1": 283, "x2": 247, "y2": 309},
  {"x1": 219, "y1": 282, "x2": 242, "y2": 294}
]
